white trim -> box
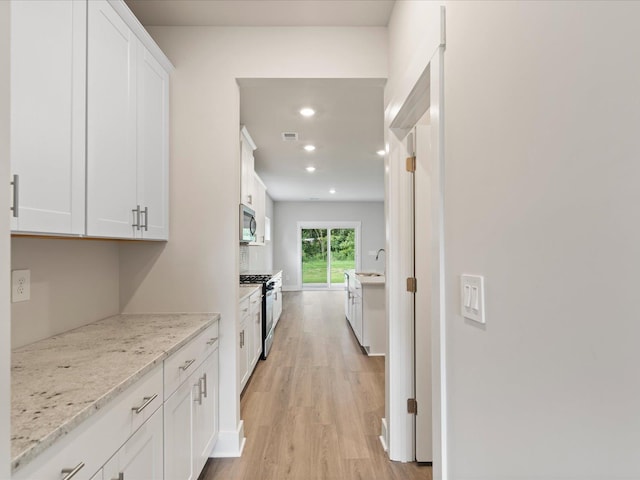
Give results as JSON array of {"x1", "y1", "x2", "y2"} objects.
[
  {"x1": 107, "y1": 0, "x2": 174, "y2": 73},
  {"x1": 211, "y1": 420, "x2": 246, "y2": 458},
  {"x1": 296, "y1": 221, "x2": 362, "y2": 290},
  {"x1": 379, "y1": 418, "x2": 389, "y2": 452},
  {"x1": 240, "y1": 125, "x2": 257, "y2": 151},
  {"x1": 384, "y1": 36, "x2": 447, "y2": 475}
]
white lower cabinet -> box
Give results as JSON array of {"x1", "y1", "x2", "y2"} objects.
[
  {"x1": 238, "y1": 298, "x2": 250, "y2": 391},
  {"x1": 193, "y1": 349, "x2": 219, "y2": 474},
  {"x1": 103, "y1": 406, "x2": 163, "y2": 480},
  {"x1": 250, "y1": 290, "x2": 262, "y2": 367},
  {"x1": 13, "y1": 323, "x2": 219, "y2": 480},
  {"x1": 165, "y1": 341, "x2": 220, "y2": 480},
  {"x1": 164, "y1": 376, "x2": 196, "y2": 480}
]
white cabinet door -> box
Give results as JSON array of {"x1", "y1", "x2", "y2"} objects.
[
  {"x1": 165, "y1": 377, "x2": 196, "y2": 480},
  {"x1": 136, "y1": 45, "x2": 169, "y2": 240},
  {"x1": 10, "y1": 0, "x2": 86, "y2": 235},
  {"x1": 273, "y1": 284, "x2": 283, "y2": 328},
  {"x1": 193, "y1": 348, "x2": 219, "y2": 475},
  {"x1": 250, "y1": 291, "x2": 262, "y2": 365},
  {"x1": 239, "y1": 316, "x2": 249, "y2": 391},
  {"x1": 103, "y1": 407, "x2": 163, "y2": 480},
  {"x1": 87, "y1": 0, "x2": 137, "y2": 238},
  {"x1": 353, "y1": 292, "x2": 363, "y2": 344},
  {"x1": 240, "y1": 126, "x2": 256, "y2": 207},
  {"x1": 252, "y1": 174, "x2": 266, "y2": 245}
]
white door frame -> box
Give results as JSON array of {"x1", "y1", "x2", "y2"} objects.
[
  {"x1": 296, "y1": 221, "x2": 361, "y2": 291},
  {"x1": 383, "y1": 8, "x2": 447, "y2": 478}
]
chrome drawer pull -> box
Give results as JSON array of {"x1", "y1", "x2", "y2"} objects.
[
  {"x1": 180, "y1": 359, "x2": 196, "y2": 371},
  {"x1": 206, "y1": 337, "x2": 217, "y2": 346},
  {"x1": 201, "y1": 373, "x2": 208, "y2": 398},
  {"x1": 10, "y1": 174, "x2": 19, "y2": 218},
  {"x1": 61, "y1": 462, "x2": 85, "y2": 480},
  {"x1": 132, "y1": 393, "x2": 158, "y2": 414}
]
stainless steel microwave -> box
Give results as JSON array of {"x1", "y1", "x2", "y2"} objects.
[{"x1": 240, "y1": 204, "x2": 256, "y2": 243}]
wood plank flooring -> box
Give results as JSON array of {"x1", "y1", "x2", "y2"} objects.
[{"x1": 200, "y1": 290, "x2": 432, "y2": 480}]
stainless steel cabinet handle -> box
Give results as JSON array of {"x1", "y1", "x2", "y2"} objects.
[
  {"x1": 179, "y1": 359, "x2": 196, "y2": 371},
  {"x1": 195, "y1": 380, "x2": 203, "y2": 405},
  {"x1": 240, "y1": 331, "x2": 244, "y2": 348},
  {"x1": 10, "y1": 174, "x2": 18, "y2": 218},
  {"x1": 142, "y1": 206, "x2": 148, "y2": 231},
  {"x1": 132, "y1": 205, "x2": 141, "y2": 230},
  {"x1": 61, "y1": 462, "x2": 85, "y2": 480},
  {"x1": 206, "y1": 337, "x2": 217, "y2": 346},
  {"x1": 131, "y1": 393, "x2": 158, "y2": 414},
  {"x1": 111, "y1": 473, "x2": 124, "y2": 480},
  {"x1": 201, "y1": 373, "x2": 208, "y2": 398}
]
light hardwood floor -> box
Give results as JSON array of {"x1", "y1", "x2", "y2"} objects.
[{"x1": 200, "y1": 290, "x2": 432, "y2": 480}]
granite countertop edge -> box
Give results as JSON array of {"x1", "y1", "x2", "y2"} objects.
[
  {"x1": 11, "y1": 312, "x2": 220, "y2": 473},
  {"x1": 239, "y1": 285, "x2": 261, "y2": 302}
]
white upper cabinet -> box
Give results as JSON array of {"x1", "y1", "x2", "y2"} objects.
[
  {"x1": 252, "y1": 174, "x2": 266, "y2": 245},
  {"x1": 87, "y1": 0, "x2": 170, "y2": 240},
  {"x1": 86, "y1": 0, "x2": 138, "y2": 239},
  {"x1": 136, "y1": 46, "x2": 170, "y2": 240},
  {"x1": 10, "y1": 0, "x2": 86, "y2": 235},
  {"x1": 240, "y1": 126, "x2": 256, "y2": 208}
]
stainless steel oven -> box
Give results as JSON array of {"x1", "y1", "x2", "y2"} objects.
[{"x1": 240, "y1": 273, "x2": 276, "y2": 359}]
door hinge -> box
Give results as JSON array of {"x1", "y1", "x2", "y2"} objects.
[
  {"x1": 406, "y1": 277, "x2": 417, "y2": 293},
  {"x1": 406, "y1": 156, "x2": 416, "y2": 173},
  {"x1": 407, "y1": 398, "x2": 418, "y2": 415}
]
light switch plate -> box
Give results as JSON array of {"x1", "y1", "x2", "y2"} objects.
[{"x1": 461, "y1": 274, "x2": 485, "y2": 324}]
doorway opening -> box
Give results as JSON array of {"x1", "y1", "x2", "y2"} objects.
[{"x1": 297, "y1": 221, "x2": 361, "y2": 290}]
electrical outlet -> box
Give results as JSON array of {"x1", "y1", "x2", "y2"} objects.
[{"x1": 12, "y1": 269, "x2": 30, "y2": 303}]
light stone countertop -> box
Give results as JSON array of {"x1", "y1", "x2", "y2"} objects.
[
  {"x1": 346, "y1": 269, "x2": 385, "y2": 285},
  {"x1": 355, "y1": 273, "x2": 385, "y2": 285},
  {"x1": 239, "y1": 285, "x2": 261, "y2": 302},
  {"x1": 11, "y1": 312, "x2": 219, "y2": 472}
]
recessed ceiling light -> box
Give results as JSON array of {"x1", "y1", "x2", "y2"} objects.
[
  {"x1": 329, "y1": 188, "x2": 336, "y2": 194},
  {"x1": 377, "y1": 149, "x2": 386, "y2": 156},
  {"x1": 300, "y1": 107, "x2": 315, "y2": 117},
  {"x1": 304, "y1": 145, "x2": 316, "y2": 152},
  {"x1": 305, "y1": 166, "x2": 316, "y2": 173}
]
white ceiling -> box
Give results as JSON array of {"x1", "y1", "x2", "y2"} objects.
[
  {"x1": 239, "y1": 79, "x2": 385, "y2": 202},
  {"x1": 125, "y1": 0, "x2": 395, "y2": 27}
]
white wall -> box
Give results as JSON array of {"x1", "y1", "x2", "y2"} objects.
[
  {"x1": 12, "y1": 238, "x2": 120, "y2": 347},
  {"x1": 440, "y1": 1, "x2": 640, "y2": 478},
  {"x1": 118, "y1": 26, "x2": 387, "y2": 454},
  {"x1": 0, "y1": 1, "x2": 11, "y2": 476},
  {"x1": 273, "y1": 201, "x2": 385, "y2": 290}
]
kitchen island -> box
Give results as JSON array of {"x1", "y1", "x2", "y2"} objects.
[{"x1": 345, "y1": 270, "x2": 386, "y2": 356}]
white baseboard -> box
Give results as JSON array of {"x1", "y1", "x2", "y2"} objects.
[
  {"x1": 211, "y1": 420, "x2": 246, "y2": 458},
  {"x1": 379, "y1": 418, "x2": 389, "y2": 453}
]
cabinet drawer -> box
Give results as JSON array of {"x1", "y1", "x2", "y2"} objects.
[
  {"x1": 164, "y1": 323, "x2": 218, "y2": 399},
  {"x1": 249, "y1": 290, "x2": 262, "y2": 310},
  {"x1": 240, "y1": 298, "x2": 250, "y2": 319},
  {"x1": 13, "y1": 365, "x2": 162, "y2": 480}
]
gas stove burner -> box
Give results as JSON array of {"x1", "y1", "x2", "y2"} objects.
[{"x1": 240, "y1": 274, "x2": 273, "y2": 284}]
